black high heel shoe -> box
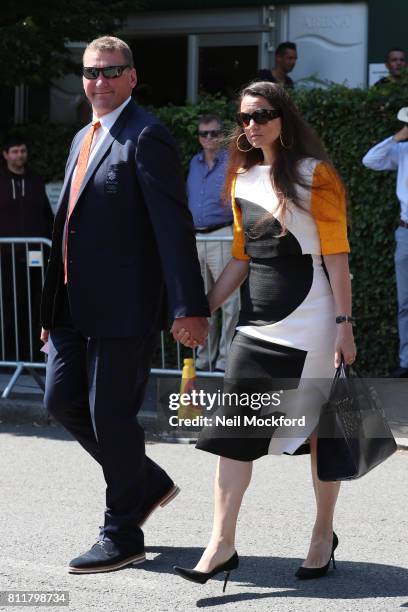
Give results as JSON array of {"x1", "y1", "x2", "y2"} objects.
[
  {"x1": 295, "y1": 532, "x2": 338, "y2": 580},
  {"x1": 174, "y1": 552, "x2": 239, "y2": 592}
]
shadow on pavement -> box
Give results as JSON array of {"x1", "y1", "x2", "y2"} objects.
[
  {"x1": 0, "y1": 424, "x2": 164, "y2": 446},
  {"x1": 143, "y1": 545, "x2": 408, "y2": 604},
  {"x1": 0, "y1": 423, "x2": 73, "y2": 441}
]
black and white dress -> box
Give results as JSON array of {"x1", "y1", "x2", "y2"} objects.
[{"x1": 196, "y1": 159, "x2": 350, "y2": 460}]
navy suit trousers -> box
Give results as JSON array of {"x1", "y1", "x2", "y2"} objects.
[{"x1": 44, "y1": 287, "x2": 171, "y2": 550}]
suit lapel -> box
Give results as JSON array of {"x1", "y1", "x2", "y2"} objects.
[
  {"x1": 73, "y1": 130, "x2": 114, "y2": 206},
  {"x1": 53, "y1": 132, "x2": 85, "y2": 227},
  {"x1": 72, "y1": 101, "x2": 134, "y2": 211}
]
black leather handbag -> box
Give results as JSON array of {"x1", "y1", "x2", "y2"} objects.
[{"x1": 317, "y1": 361, "x2": 397, "y2": 481}]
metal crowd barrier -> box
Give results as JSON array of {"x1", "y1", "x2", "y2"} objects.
[
  {"x1": 0, "y1": 237, "x2": 52, "y2": 398},
  {"x1": 150, "y1": 234, "x2": 239, "y2": 378},
  {"x1": 0, "y1": 235, "x2": 237, "y2": 398}
]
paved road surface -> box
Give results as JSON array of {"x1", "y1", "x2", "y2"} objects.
[{"x1": 0, "y1": 424, "x2": 407, "y2": 611}]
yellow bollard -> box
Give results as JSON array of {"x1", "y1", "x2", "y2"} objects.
[{"x1": 177, "y1": 358, "x2": 203, "y2": 420}]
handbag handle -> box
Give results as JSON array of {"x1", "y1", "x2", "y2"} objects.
[
  {"x1": 337, "y1": 358, "x2": 349, "y2": 380},
  {"x1": 327, "y1": 358, "x2": 350, "y2": 397}
]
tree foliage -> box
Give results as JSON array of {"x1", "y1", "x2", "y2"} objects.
[{"x1": 0, "y1": 0, "x2": 132, "y2": 86}]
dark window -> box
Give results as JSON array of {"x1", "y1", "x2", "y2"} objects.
[
  {"x1": 130, "y1": 37, "x2": 187, "y2": 106},
  {"x1": 0, "y1": 86, "x2": 15, "y2": 130},
  {"x1": 199, "y1": 45, "x2": 258, "y2": 99},
  {"x1": 28, "y1": 86, "x2": 50, "y2": 122}
]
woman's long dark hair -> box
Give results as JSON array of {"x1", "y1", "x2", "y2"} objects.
[{"x1": 223, "y1": 81, "x2": 344, "y2": 232}]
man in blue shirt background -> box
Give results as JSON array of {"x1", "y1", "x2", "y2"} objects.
[
  {"x1": 362, "y1": 108, "x2": 408, "y2": 377},
  {"x1": 187, "y1": 115, "x2": 239, "y2": 371}
]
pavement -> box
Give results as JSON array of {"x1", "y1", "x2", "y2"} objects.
[
  {"x1": 1, "y1": 368, "x2": 408, "y2": 611},
  {"x1": 0, "y1": 423, "x2": 407, "y2": 612}
]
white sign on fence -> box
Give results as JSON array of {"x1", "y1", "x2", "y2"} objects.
[{"x1": 28, "y1": 251, "x2": 43, "y2": 267}]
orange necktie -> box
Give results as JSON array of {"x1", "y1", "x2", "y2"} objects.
[{"x1": 64, "y1": 120, "x2": 101, "y2": 283}]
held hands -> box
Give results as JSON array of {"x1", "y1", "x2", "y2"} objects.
[
  {"x1": 171, "y1": 317, "x2": 209, "y2": 348},
  {"x1": 334, "y1": 324, "x2": 356, "y2": 368},
  {"x1": 394, "y1": 125, "x2": 408, "y2": 142}
]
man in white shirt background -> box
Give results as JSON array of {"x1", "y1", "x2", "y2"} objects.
[{"x1": 362, "y1": 108, "x2": 408, "y2": 377}]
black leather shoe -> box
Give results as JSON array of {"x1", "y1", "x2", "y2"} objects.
[
  {"x1": 68, "y1": 540, "x2": 145, "y2": 574},
  {"x1": 138, "y1": 482, "x2": 180, "y2": 527}
]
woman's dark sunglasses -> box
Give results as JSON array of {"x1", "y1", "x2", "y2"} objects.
[
  {"x1": 236, "y1": 108, "x2": 282, "y2": 127},
  {"x1": 82, "y1": 65, "x2": 130, "y2": 80}
]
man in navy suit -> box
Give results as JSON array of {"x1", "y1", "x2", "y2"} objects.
[{"x1": 40, "y1": 36, "x2": 209, "y2": 573}]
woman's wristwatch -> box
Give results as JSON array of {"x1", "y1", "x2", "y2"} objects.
[{"x1": 335, "y1": 315, "x2": 354, "y2": 324}]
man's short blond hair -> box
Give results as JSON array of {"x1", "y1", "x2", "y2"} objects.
[{"x1": 84, "y1": 36, "x2": 134, "y2": 67}]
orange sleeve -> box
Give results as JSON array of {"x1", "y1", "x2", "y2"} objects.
[
  {"x1": 311, "y1": 162, "x2": 350, "y2": 255},
  {"x1": 230, "y1": 176, "x2": 250, "y2": 261}
]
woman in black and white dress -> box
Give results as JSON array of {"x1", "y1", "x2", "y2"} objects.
[{"x1": 173, "y1": 82, "x2": 356, "y2": 586}]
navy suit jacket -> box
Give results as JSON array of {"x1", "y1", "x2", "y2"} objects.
[{"x1": 41, "y1": 99, "x2": 210, "y2": 337}]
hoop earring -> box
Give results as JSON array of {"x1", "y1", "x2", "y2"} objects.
[
  {"x1": 279, "y1": 132, "x2": 293, "y2": 149},
  {"x1": 236, "y1": 132, "x2": 253, "y2": 152}
]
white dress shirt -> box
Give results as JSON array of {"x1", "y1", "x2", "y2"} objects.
[
  {"x1": 362, "y1": 136, "x2": 408, "y2": 222},
  {"x1": 64, "y1": 97, "x2": 132, "y2": 258},
  {"x1": 88, "y1": 96, "x2": 132, "y2": 164},
  {"x1": 69, "y1": 96, "x2": 132, "y2": 200}
]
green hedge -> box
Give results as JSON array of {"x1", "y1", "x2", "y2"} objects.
[
  {"x1": 4, "y1": 83, "x2": 407, "y2": 374},
  {"x1": 291, "y1": 84, "x2": 405, "y2": 376}
]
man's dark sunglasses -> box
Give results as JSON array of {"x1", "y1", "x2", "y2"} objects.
[
  {"x1": 236, "y1": 108, "x2": 282, "y2": 127},
  {"x1": 82, "y1": 65, "x2": 130, "y2": 79},
  {"x1": 198, "y1": 130, "x2": 222, "y2": 138}
]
